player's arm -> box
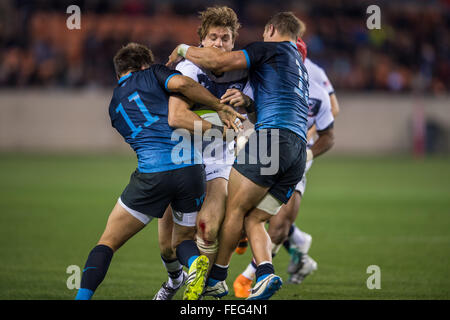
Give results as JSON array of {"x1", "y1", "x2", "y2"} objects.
[
  {"x1": 168, "y1": 95, "x2": 220, "y2": 134},
  {"x1": 309, "y1": 125, "x2": 334, "y2": 160},
  {"x1": 167, "y1": 45, "x2": 247, "y2": 74},
  {"x1": 330, "y1": 93, "x2": 340, "y2": 118},
  {"x1": 308, "y1": 94, "x2": 339, "y2": 141},
  {"x1": 166, "y1": 74, "x2": 245, "y2": 131}
]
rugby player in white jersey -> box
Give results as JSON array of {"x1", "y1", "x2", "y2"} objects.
[
  {"x1": 153, "y1": 6, "x2": 254, "y2": 300},
  {"x1": 233, "y1": 36, "x2": 337, "y2": 297}
]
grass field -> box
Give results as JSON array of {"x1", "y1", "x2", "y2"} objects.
[{"x1": 0, "y1": 153, "x2": 449, "y2": 300}]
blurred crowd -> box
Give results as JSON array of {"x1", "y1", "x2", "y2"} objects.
[{"x1": 0, "y1": 0, "x2": 449, "y2": 94}]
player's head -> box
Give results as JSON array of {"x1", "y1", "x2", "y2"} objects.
[
  {"x1": 113, "y1": 42, "x2": 154, "y2": 78},
  {"x1": 197, "y1": 6, "x2": 241, "y2": 52},
  {"x1": 263, "y1": 12, "x2": 303, "y2": 42}
]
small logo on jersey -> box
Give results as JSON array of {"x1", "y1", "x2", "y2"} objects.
[
  {"x1": 229, "y1": 83, "x2": 244, "y2": 91},
  {"x1": 308, "y1": 98, "x2": 322, "y2": 117}
]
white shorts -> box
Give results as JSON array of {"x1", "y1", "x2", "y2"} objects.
[
  {"x1": 203, "y1": 139, "x2": 235, "y2": 182},
  {"x1": 295, "y1": 159, "x2": 313, "y2": 196}
]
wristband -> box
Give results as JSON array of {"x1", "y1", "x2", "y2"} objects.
[{"x1": 177, "y1": 44, "x2": 190, "y2": 58}]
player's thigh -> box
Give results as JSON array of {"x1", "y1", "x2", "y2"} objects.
[
  {"x1": 197, "y1": 178, "x2": 227, "y2": 232},
  {"x1": 226, "y1": 167, "x2": 269, "y2": 215},
  {"x1": 170, "y1": 165, "x2": 206, "y2": 241},
  {"x1": 98, "y1": 201, "x2": 146, "y2": 252}
]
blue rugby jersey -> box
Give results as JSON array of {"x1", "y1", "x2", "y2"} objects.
[
  {"x1": 241, "y1": 41, "x2": 309, "y2": 142},
  {"x1": 108, "y1": 64, "x2": 199, "y2": 173}
]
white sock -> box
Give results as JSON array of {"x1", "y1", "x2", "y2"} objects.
[
  {"x1": 167, "y1": 271, "x2": 185, "y2": 289},
  {"x1": 242, "y1": 262, "x2": 256, "y2": 280},
  {"x1": 290, "y1": 226, "x2": 307, "y2": 248},
  {"x1": 161, "y1": 257, "x2": 183, "y2": 289}
]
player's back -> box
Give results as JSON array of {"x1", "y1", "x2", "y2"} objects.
[
  {"x1": 242, "y1": 41, "x2": 309, "y2": 142},
  {"x1": 108, "y1": 65, "x2": 196, "y2": 173}
]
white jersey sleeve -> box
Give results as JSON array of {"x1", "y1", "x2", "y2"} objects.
[
  {"x1": 175, "y1": 59, "x2": 200, "y2": 82},
  {"x1": 242, "y1": 80, "x2": 254, "y2": 100},
  {"x1": 305, "y1": 58, "x2": 334, "y2": 95},
  {"x1": 307, "y1": 80, "x2": 334, "y2": 132}
]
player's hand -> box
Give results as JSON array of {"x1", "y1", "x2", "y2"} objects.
[
  {"x1": 217, "y1": 104, "x2": 245, "y2": 132},
  {"x1": 220, "y1": 89, "x2": 251, "y2": 108},
  {"x1": 166, "y1": 45, "x2": 184, "y2": 68}
]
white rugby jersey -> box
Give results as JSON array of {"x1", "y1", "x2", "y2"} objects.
[
  {"x1": 176, "y1": 58, "x2": 253, "y2": 125},
  {"x1": 176, "y1": 59, "x2": 253, "y2": 99},
  {"x1": 305, "y1": 58, "x2": 334, "y2": 95},
  {"x1": 307, "y1": 80, "x2": 334, "y2": 134}
]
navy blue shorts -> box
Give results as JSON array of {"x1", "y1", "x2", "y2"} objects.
[
  {"x1": 120, "y1": 165, "x2": 206, "y2": 220},
  {"x1": 233, "y1": 129, "x2": 306, "y2": 204}
]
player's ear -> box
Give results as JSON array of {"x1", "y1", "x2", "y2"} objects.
[{"x1": 269, "y1": 24, "x2": 275, "y2": 38}]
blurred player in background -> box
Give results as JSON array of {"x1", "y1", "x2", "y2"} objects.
[
  {"x1": 153, "y1": 6, "x2": 255, "y2": 300},
  {"x1": 75, "y1": 43, "x2": 244, "y2": 301},
  {"x1": 168, "y1": 11, "x2": 309, "y2": 300}
]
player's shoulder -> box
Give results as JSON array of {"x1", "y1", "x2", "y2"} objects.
[{"x1": 176, "y1": 58, "x2": 201, "y2": 72}]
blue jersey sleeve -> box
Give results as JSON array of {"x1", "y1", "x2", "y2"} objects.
[
  {"x1": 150, "y1": 64, "x2": 181, "y2": 93},
  {"x1": 242, "y1": 42, "x2": 271, "y2": 69}
]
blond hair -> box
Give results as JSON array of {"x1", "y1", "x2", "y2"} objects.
[{"x1": 197, "y1": 6, "x2": 241, "y2": 41}]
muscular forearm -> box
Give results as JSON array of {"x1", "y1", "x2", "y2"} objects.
[
  {"x1": 185, "y1": 47, "x2": 225, "y2": 73},
  {"x1": 168, "y1": 96, "x2": 213, "y2": 134},
  {"x1": 176, "y1": 77, "x2": 225, "y2": 112},
  {"x1": 310, "y1": 129, "x2": 334, "y2": 158}
]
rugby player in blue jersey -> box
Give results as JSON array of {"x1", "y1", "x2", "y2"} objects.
[
  {"x1": 167, "y1": 12, "x2": 309, "y2": 300},
  {"x1": 75, "y1": 43, "x2": 244, "y2": 300}
]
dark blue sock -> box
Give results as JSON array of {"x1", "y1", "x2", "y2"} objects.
[
  {"x1": 207, "y1": 264, "x2": 228, "y2": 286},
  {"x1": 283, "y1": 225, "x2": 295, "y2": 252},
  {"x1": 255, "y1": 263, "x2": 274, "y2": 282},
  {"x1": 75, "y1": 244, "x2": 114, "y2": 300},
  {"x1": 176, "y1": 240, "x2": 200, "y2": 268}
]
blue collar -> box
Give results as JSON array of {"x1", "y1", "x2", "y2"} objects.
[
  {"x1": 118, "y1": 73, "x2": 132, "y2": 85},
  {"x1": 289, "y1": 41, "x2": 297, "y2": 48}
]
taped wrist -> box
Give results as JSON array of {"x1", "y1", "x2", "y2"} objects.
[{"x1": 177, "y1": 44, "x2": 190, "y2": 58}]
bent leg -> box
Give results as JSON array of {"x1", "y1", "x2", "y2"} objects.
[
  {"x1": 76, "y1": 201, "x2": 146, "y2": 300},
  {"x1": 214, "y1": 168, "x2": 269, "y2": 267},
  {"x1": 268, "y1": 191, "x2": 302, "y2": 247}
]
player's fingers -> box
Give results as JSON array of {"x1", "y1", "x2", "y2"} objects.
[
  {"x1": 229, "y1": 97, "x2": 244, "y2": 107},
  {"x1": 220, "y1": 96, "x2": 233, "y2": 104},
  {"x1": 220, "y1": 89, "x2": 238, "y2": 100},
  {"x1": 229, "y1": 119, "x2": 239, "y2": 132},
  {"x1": 222, "y1": 119, "x2": 231, "y2": 129}
]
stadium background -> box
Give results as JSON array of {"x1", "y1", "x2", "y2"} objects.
[{"x1": 0, "y1": 0, "x2": 449, "y2": 300}]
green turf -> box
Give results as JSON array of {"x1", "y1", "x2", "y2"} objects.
[{"x1": 0, "y1": 153, "x2": 449, "y2": 300}]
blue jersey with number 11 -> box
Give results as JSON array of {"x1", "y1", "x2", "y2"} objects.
[{"x1": 108, "y1": 65, "x2": 196, "y2": 173}]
